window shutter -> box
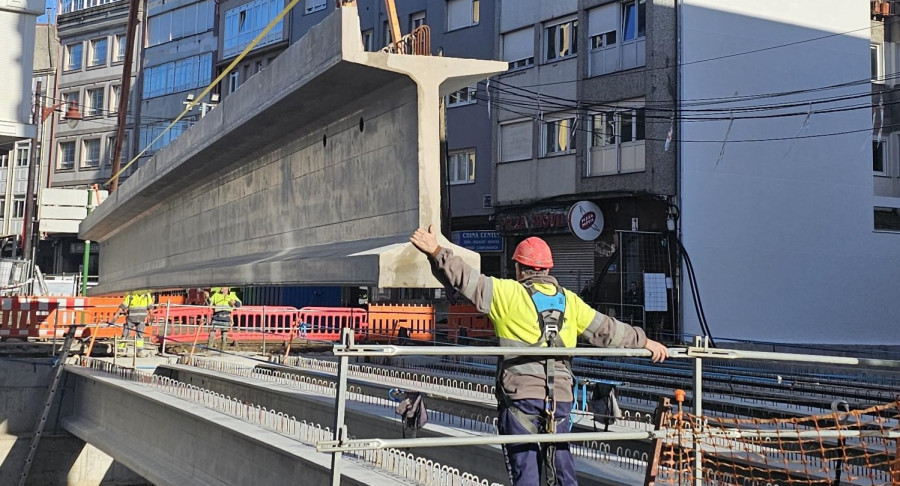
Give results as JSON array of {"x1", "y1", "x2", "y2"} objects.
[
  {"x1": 502, "y1": 28, "x2": 533, "y2": 62},
  {"x1": 500, "y1": 121, "x2": 532, "y2": 162},
  {"x1": 447, "y1": 0, "x2": 469, "y2": 30},
  {"x1": 588, "y1": 3, "x2": 618, "y2": 38}
]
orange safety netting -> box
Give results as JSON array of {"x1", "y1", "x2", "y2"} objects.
[{"x1": 652, "y1": 400, "x2": 900, "y2": 486}]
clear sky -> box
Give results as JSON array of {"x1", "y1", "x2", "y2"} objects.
[{"x1": 36, "y1": 0, "x2": 57, "y2": 23}]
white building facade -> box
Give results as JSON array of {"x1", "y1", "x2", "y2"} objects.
[{"x1": 678, "y1": 0, "x2": 900, "y2": 345}]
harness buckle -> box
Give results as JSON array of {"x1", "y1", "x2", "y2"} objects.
[
  {"x1": 542, "y1": 397, "x2": 557, "y2": 434},
  {"x1": 542, "y1": 323, "x2": 559, "y2": 342}
]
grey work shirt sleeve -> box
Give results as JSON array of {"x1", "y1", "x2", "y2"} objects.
[
  {"x1": 582, "y1": 312, "x2": 648, "y2": 349},
  {"x1": 429, "y1": 247, "x2": 494, "y2": 314}
]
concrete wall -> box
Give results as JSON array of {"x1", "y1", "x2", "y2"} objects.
[
  {"x1": 679, "y1": 0, "x2": 900, "y2": 344},
  {"x1": 81, "y1": 5, "x2": 503, "y2": 293},
  {"x1": 60, "y1": 366, "x2": 386, "y2": 486},
  {"x1": 0, "y1": 359, "x2": 145, "y2": 486}
]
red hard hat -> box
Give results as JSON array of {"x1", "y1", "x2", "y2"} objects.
[{"x1": 512, "y1": 237, "x2": 553, "y2": 269}]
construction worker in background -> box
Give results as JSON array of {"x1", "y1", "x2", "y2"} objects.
[
  {"x1": 410, "y1": 226, "x2": 667, "y2": 486},
  {"x1": 208, "y1": 287, "x2": 241, "y2": 350},
  {"x1": 112, "y1": 290, "x2": 154, "y2": 352}
]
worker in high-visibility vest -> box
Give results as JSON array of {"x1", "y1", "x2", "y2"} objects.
[
  {"x1": 410, "y1": 226, "x2": 667, "y2": 486},
  {"x1": 112, "y1": 290, "x2": 154, "y2": 351},
  {"x1": 208, "y1": 287, "x2": 241, "y2": 350}
]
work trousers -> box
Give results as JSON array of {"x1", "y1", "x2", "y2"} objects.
[
  {"x1": 123, "y1": 315, "x2": 146, "y2": 339},
  {"x1": 498, "y1": 399, "x2": 576, "y2": 486}
]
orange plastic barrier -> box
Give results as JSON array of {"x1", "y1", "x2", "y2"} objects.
[
  {"x1": 446, "y1": 304, "x2": 492, "y2": 343},
  {"x1": 0, "y1": 297, "x2": 126, "y2": 340},
  {"x1": 366, "y1": 303, "x2": 434, "y2": 343},
  {"x1": 295, "y1": 307, "x2": 367, "y2": 342},
  {"x1": 148, "y1": 306, "x2": 213, "y2": 343}
]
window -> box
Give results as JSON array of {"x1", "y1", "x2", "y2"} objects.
[
  {"x1": 622, "y1": 0, "x2": 646, "y2": 41},
  {"x1": 502, "y1": 28, "x2": 534, "y2": 71},
  {"x1": 82, "y1": 139, "x2": 101, "y2": 168},
  {"x1": 0, "y1": 154, "x2": 7, "y2": 168},
  {"x1": 86, "y1": 87, "x2": 105, "y2": 117},
  {"x1": 66, "y1": 43, "x2": 83, "y2": 71},
  {"x1": 874, "y1": 138, "x2": 887, "y2": 174},
  {"x1": 107, "y1": 135, "x2": 127, "y2": 165},
  {"x1": 499, "y1": 119, "x2": 532, "y2": 162},
  {"x1": 228, "y1": 71, "x2": 240, "y2": 93},
  {"x1": 588, "y1": 101, "x2": 646, "y2": 175},
  {"x1": 873, "y1": 43, "x2": 885, "y2": 84},
  {"x1": 114, "y1": 34, "x2": 127, "y2": 62},
  {"x1": 223, "y1": 0, "x2": 284, "y2": 57},
  {"x1": 447, "y1": 86, "x2": 477, "y2": 107},
  {"x1": 875, "y1": 207, "x2": 900, "y2": 232},
  {"x1": 410, "y1": 11, "x2": 426, "y2": 32},
  {"x1": 448, "y1": 150, "x2": 475, "y2": 184},
  {"x1": 361, "y1": 29, "x2": 374, "y2": 51},
  {"x1": 139, "y1": 120, "x2": 194, "y2": 152},
  {"x1": 143, "y1": 53, "x2": 213, "y2": 98},
  {"x1": 15, "y1": 142, "x2": 30, "y2": 167},
  {"x1": 109, "y1": 85, "x2": 120, "y2": 114},
  {"x1": 147, "y1": 1, "x2": 214, "y2": 47},
  {"x1": 589, "y1": 1, "x2": 646, "y2": 76},
  {"x1": 542, "y1": 116, "x2": 576, "y2": 156},
  {"x1": 12, "y1": 197, "x2": 25, "y2": 219},
  {"x1": 0, "y1": 197, "x2": 4, "y2": 217},
  {"x1": 305, "y1": 0, "x2": 325, "y2": 14},
  {"x1": 58, "y1": 141, "x2": 76, "y2": 170},
  {"x1": 545, "y1": 19, "x2": 577, "y2": 62},
  {"x1": 89, "y1": 37, "x2": 107, "y2": 67},
  {"x1": 447, "y1": 0, "x2": 478, "y2": 31}
]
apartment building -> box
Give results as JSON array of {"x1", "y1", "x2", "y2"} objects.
[
  {"x1": 49, "y1": 0, "x2": 140, "y2": 273},
  {"x1": 216, "y1": 0, "x2": 290, "y2": 98},
  {"x1": 136, "y1": 0, "x2": 217, "y2": 158}
]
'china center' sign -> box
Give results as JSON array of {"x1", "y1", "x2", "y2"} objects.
[{"x1": 451, "y1": 231, "x2": 503, "y2": 252}]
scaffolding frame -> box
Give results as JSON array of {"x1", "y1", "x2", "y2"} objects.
[{"x1": 320, "y1": 330, "x2": 900, "y2": 486}]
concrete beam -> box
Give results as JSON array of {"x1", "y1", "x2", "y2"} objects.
[
  {"x1": 80, "y1": 5, "x2": 506, "y2": 294},
  {"x1": 60, "y1": 367, "x2": 406, "y2": 486}
]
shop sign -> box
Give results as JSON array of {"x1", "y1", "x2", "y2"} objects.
[
  {"x1": 567, "y1": 201, "x2": 604, "y2": 241},
  {"x1": 496, "y1": 209, "x2": 569, "y2": 233},
  {"x1": 451, "y1": 231, "x2": 503, "y2": 252}
]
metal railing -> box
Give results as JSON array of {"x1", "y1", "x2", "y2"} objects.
[{"x1": 319, "y1": 331, "x2": 900, "y2": 486}]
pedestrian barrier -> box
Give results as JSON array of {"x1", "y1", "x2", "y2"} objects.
[
  {"x1": 367, "y1": 303, "x2": 434, "y2": 343},
  {"x1": 295, "y1": 307, "x2": 367, "y2": 342},
  {"x1": 444, "y1": 304, "x2": 491, "y2": 344}
]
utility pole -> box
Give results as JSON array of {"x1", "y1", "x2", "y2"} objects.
[
  {"x1": 109, "y1": 0, "x2": 142, "y2": 193},
  {"x1": 22, "y1": 81, "x2": 44, "y2": 292}
]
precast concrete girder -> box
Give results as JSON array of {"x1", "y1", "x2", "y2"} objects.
[{"x1": 80, "y1": 4, "x2": 506, "y2": 294}]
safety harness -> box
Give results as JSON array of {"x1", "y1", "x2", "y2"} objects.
[{"x1": 497, "y1": 281, "x2": 569, "y2": 486}]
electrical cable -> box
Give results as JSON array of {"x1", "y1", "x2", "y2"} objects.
[
  {"x1": 475, "y1": 94, "x2": 896, "y2": 145},
  {"x1": 502, "y1": 15, "x2": 900, "y2": 89}
]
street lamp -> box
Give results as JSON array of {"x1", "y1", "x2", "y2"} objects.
[{"x1": 21, "y1": 86, "x2": 83, "y2": 292}]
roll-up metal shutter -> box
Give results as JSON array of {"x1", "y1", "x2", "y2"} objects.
[{"x1": 544, "y1": 236, "x2": 594, "y2": 293}]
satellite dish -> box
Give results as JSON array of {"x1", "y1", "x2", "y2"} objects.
[{"x1": 567, "y1": 201, "x2": 604, "y2": 241}]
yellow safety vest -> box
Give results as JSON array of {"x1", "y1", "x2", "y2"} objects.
[{"x1": 488, "y1": 279, "x2": 596, "y2": 348}]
